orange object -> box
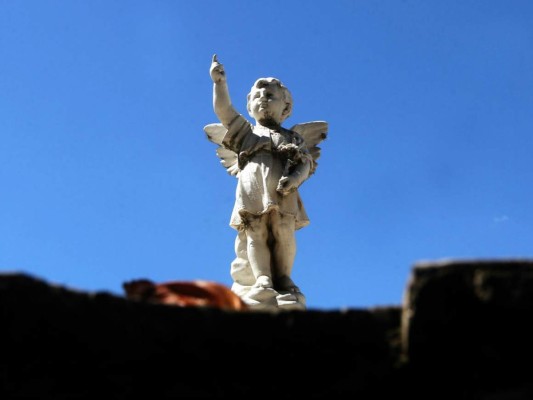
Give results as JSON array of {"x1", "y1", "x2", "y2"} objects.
[{"x1": 123, "y1": 279, "x2": 248, "y2": 311}]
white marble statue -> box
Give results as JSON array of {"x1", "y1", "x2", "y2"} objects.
[{"x1": 204, "y1": 55, "x2": 327, "y2": 311}]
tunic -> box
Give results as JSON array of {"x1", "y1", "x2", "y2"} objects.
[{"x1": 222, "y1": 114, "x2": 312, "y2": 231}]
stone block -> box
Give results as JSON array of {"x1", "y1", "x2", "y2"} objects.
[{"x1": 402, "y1": 259, "x2": 533, "y2": 396}]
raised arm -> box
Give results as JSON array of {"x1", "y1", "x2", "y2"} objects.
[{"x1": 210, "y1": 55, "x2": 239, "y2": 128}]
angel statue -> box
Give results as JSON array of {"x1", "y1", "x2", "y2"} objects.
[{"x1": 204, "y1": 55, "x2": 327, "y2": 311}]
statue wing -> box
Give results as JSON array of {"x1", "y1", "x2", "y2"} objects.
[
  {"x1": 289, "y1": 121, "x2": 328, "y2": 176},
  {"x1": 203, "y1": 123, "x2": 239, "y2": 177}
]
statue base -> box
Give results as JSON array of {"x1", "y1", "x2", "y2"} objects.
[{"x1": 230, "y1": 230, "x2": 307, "y2": 312}]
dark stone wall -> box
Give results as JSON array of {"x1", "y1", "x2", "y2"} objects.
[
  {"x1": 402, "y1": 259, "x2": 533, "y2": 399},
  {"x1": 2, "y1": 259, "x2": 533, "y2": 398},
  {"x1": 1, "y1": 273, "x2": 400, "y2": 397}
]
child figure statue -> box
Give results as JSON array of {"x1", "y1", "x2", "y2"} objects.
[{"x1": 204, "y1": 55, "x2": 327, "y2": 311}]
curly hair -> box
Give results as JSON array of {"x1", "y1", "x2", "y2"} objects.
[{"x1": 246, "y1": 77, "x2": 293, "y2": 122}]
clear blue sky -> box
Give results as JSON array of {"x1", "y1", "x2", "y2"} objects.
[{"x1": 1, "y1": 0, "x2": 532, "y2": 310}]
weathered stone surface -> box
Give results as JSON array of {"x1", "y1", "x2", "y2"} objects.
[
  {"x1": 4, "y1": 259, "x2": 533, "y2": 398},
  {"x1": 402, "y1": 259, "x2": 533, "y2": 398},
  {"x1": 1, "y1": 273, "x2": 400, "y2": 397}
]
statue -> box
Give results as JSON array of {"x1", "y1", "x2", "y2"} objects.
[{"x1": 204, "y1": 55, "x2": 327, "y2": 311}]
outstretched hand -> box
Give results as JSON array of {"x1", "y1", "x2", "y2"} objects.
[{"x1": 210, "y1": 54, "x2": 226, "y2": 84}]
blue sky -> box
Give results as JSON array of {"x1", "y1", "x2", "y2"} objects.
[{"x1": 1, "y1": 0, "x2": 532, "y2": 310}]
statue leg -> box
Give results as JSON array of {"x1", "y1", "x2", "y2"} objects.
[
  {"x1": 270, "y1": 211, "x2": 306, "y2": 310},
  {"x1": 240, "y1": 213, "x2": 278, "y2": 309},
  {"x1": 229, "y1": 230, "x2": 255, "y2": 298}
]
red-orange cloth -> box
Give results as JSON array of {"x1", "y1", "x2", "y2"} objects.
[{"x1": 123, "y1": 279, "x2": 248, "y2": 311}]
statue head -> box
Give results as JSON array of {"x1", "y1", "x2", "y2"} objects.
[{"x1": 246, "y1": 77, "x2": 293, "y2": 125}]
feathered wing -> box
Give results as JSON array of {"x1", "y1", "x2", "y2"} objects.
[
  {"x1": 204, "y1": 121, "x2": 328, "y2": 178},
  {"x1": 203, "y1": 123, "x2": 239, "y2": 177},
  {"x1": 289, "y1": 121, "x2": 328, "y2": 176}
]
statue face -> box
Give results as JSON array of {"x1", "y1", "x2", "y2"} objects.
[{"x1": 247, "y1": 79, "x2": 288, "y2": 125}]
